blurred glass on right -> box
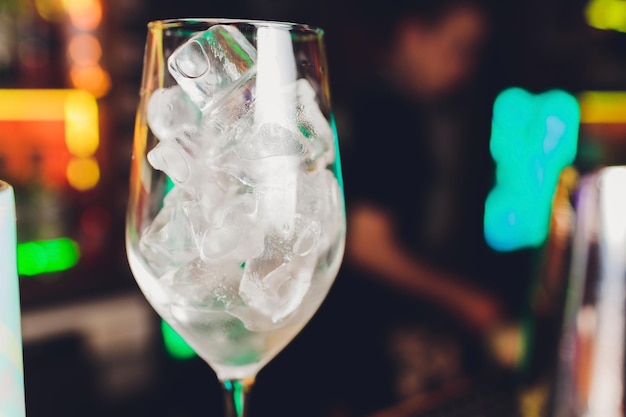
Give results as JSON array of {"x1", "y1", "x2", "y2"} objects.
[{"x1": 547, "y1": 165, "x2": 626, "y2": 417}]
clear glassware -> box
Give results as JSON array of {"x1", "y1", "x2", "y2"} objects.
[
  {"x1": 125, "y1": 19, "x2": 346, "y2": 416},
  {"x1": 546, "y1": 166, "x2": 626, "y2": 417}
]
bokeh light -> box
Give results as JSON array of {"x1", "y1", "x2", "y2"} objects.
[
  {"x1": 66, "y1": 157, "x2": 100, "y2": 191},
  {"x1": 484, "y1": 88, "x2": 580, "y2": 252},
  {"x1": 63, "y1": 0, "x2": 102, "y2": 31},
  {"x1": 67, "y1": 34, "x2": 102, "y2": 65},
  {"x1": 586, "y1": 0, "x2": 626, "y2": 33},
  {"x1": 64, "y1": 89, "x2": 99, "y2": 157},
  {"x1": 17, "y1": 238, "x2": 80, "y2": 276},
  {"x1": 579, "y1": 91, "x2": 626, "y2": 123},
  {"x1": 69, "y1": 64, "x2": 111, "y2": 99},
  {"x1": 161, "y1": 320, "x2": 197, "y2": 360},
  {"x1": 0, "y1": 89, "x2": 100, "y2": 191},
  {"x1": 34, "y1": 0, "x2": 66, "y2": 22}
]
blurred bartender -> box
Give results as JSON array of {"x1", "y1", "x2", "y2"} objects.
[{"x1": 333, "y1": 0, "x2": 514, "y2": 415}]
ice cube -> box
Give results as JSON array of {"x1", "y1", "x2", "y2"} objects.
[
  {"x1": 295, "y1": 79, "x2": 335, "y2": 169},
  {"x1": 239, "y1": 250, "x2": 316, "y2": 324},
  {"x1": 194, "y1": 170, "x2": 256, "y2": 221},
  {"x1": 202, "y1": 74, "x2": 256, "y2": 140},
  {"x1": 297, "y1": 170, "x2": 344, "y2": 250},
  {"x1": 293, "y1": 216, "x2": 321, "y2": 256},
  {"x1": 214, "y1": 126, "x2": 300, "y2": 233},
  {"x1": 182, "y1": 198, "x2": 213, "y2": 248},
  {"x1": 220, "y1": 173, "x2": 258, "y2": 216},
  {"x1": 182, "y1": 180, "x2": 261, "y2": 263},
  {"x1": 139, "y1": 188, "x2": 198, "y2": 276},
  {"x1": 233, "y1": 214, "x2": 265, "y2": 261},
  {"x1": 236, "y1": 123, "x2": 309, "y2": 160},
  {"x1": 147, "y1": 128, "x2": 228, "y2": 191},
  {"x1": 199, "y1": 217, "x2": 242, "y2": 261},
  {"x1": 168, "y1": 25, "x2": 257, "y2": 112},
  {"x1": 147, "y1": 142, "x2": 192, "y2": 184},
  {"x1": 229, "y1": 306, "x2": 276, "y2": 332},
  {"x1": 170, "y1": 257, "x2": 244, "y2": 311},
  {"x1": 147, "y1": 86, "x2": 201, "y2": 141}
]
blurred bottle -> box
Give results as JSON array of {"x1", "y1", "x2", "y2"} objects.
[
  {"x1": 492, "y1": 167, "x2": 581, "y2": 417},
  {"x1": 546, "y1": 166, "x2": 626, "y2": 417},
  {"x1": 0, "y1": 0, "x2": 18, "y2": 81},
  {"x1": 0, "y1": 180, "x2": 26, "y2": 417}
]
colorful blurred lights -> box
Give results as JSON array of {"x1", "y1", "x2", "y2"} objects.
[
  {"x1": 62, "y1": 0, "x2": 110, "y2": 98},
  {"x1": 579, "y1": 91, "x2": 626, "y2": 123},
  {"x1": 161, "y1": 320, "x2": 197, "y2": 360},
  {"x1": 63, "y1": 0, "x2": 102, "y2": 30},
  {"x1": 67, "y1": 34, "x2": 102, "y2": 65},
  {"x1": 66, "y1": 157, "x2": 100, "y2": 191},
  {"x1": 35, "y1": 0, "x2": 67, "y2": 22},
  {"x1": 0, "y1": 89, "x2": 100, "y2": 191},
  {"x1": 69, "y1": 64, "x2": 111, "y2": 99},
  {"x1": 17, "y1": 238, "x2": 80, "y2": 276},
  {"x1": 484, "y1": 88, "x2": 580, "y2": 252},
  {"x1": 586, "y1": 0, "x2": 626, "y2": 32},
  {"x1": 64, "y1": 89, "x2": 99, "y2": 157}
]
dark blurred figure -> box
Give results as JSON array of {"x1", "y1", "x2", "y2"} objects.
[
  {"x1": 343, "y1": 0, "x2": 498, "y2": 333},
  {"x1": 309, "y1": 0, "x2": 520, "y2": 416}
]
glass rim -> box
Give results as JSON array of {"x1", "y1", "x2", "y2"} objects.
[{"x1": 147, "y1": 18, "x2": 324, "y2": 36}]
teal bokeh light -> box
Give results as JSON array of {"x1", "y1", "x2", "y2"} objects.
[{"x1": 484, "y1": 88, "x2": 580, "y2": 251}]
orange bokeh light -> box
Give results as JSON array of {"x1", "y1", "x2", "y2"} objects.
[
  {"x1": 69, "y1": 64, "x2": 111, "y2": 98},
  {"x1": 64, "y1": 0, "x2": 102, "y2": 31},
  {"x1": 67, "y1": 34, "x2": 102, "y2": 65}
]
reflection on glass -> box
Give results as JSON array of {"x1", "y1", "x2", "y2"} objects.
[{"x1": 550, "y1": 166, "x2": 626, "y2": 417}]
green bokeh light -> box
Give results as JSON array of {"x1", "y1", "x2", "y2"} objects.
[
  {"x1": 17, "y1": 237, "x2": 80, "y2": 276},
  {"x1": 224, "y1": 379, "x2": 246, "y2": 416},
  {"x1": 165, "y1": 176, "x2": 175, "y2": 195},
  {"x1": 330, "y1": 113, "x2": 345, "y2": 195},
  {"x1": 161, "y1": 319, "x2": 197, "y2": 360},
  {"x1": 484, "y1": 88, "x2": 580, "y2": 252}
]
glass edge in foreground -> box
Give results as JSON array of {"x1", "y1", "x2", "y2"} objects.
[{"x1": 147, "y1": 18, "x2": 324, "y2": 36}]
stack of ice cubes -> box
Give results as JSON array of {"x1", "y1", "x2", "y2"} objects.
[{"x1": 139, "y1": 24, "x2": 341, "y2": 331}]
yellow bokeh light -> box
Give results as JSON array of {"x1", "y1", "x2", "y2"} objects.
[
  {"x1": 65, "y1": 89, "x2": 99, "y2": 157},
  {"x1": 586, "y1": 0, "x2": 609, "y2": 29},
  {"x1": 579, "y1": 91, "x2": 626, "y2": 123},
  {"x1": 66, "y1": 157, "x2": 100, "y2": 191},
  {"x1": 63, "y1": 0, "x2": 102, "y2": 31},
  {"x1": 586, "y1": 0, "x2": 626, "y2": 32},
  {"x1": 69, "y1": 64, "x2": 111, "y2": 98},
  {"x1": 67, "y1": 34, "x2": 102, "y2": 65},
  {"x1": 604, "y1": 1, "x2": 626, "y2": 29},
  {"x1": 0, "y1": 90, "x2": 69, "y2": 121},
  {"x1": 35, "y1": 0, "x2": 66, "y2": 22}
]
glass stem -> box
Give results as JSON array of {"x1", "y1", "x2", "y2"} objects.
[{"x1": 222, "y1": 378, "x2": 255, "y2": 417}]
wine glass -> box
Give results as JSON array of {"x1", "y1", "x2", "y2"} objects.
[{"x1": 125, "y1": 19, "x2": 346, "y2": 416}]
